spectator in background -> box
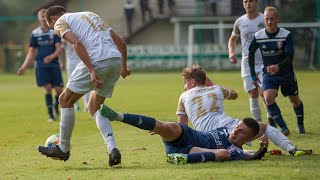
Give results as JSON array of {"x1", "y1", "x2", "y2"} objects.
[
  {"x1": 17, "y1": 9, "x2": 63, "y2": 123},
  {"x1": 158, "y1": 0, "x2": 164, "y2": 15},
  {"x1": 208, "y1": 0, "x2": 217, "y2": 16},
  {"x1": 168, "y1": 0, "x2": 175, "y2": 16},
  {"x1": 140, "y1": 0, "x2": 153, "y2": 23},
  {"x1": 124, "y1": 0, "x2": 135, "y2": 35},
  {"x1": 258, "y1": 0, "x2": 267, "y2": 12}
]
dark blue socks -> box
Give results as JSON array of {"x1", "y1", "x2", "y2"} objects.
[
  {"x1": 187, "y1": 152, "x2": 216, "y2": 163},
  {"x1": 123, "y1": 114, "x2": 156, "y2": 131},
  {"x1": 267, "y1": 103, "x2": 288, "y2": 130},
  {"x1": 45, "y1": 94, "x2": 53, "y2": 118},
  {"x1": 294, "y1": 102, "x2": 304, "y2": 133}
]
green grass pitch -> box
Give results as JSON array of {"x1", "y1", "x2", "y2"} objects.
[{"x1": 1, "y1": 70, "x2": 319, "y2": 179}]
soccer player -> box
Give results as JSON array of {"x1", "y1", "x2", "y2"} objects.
[
  {"x1": 228, "y1": 0, "x2": 276, "y2": 127},
  {"x1": 248, "y1": 7, "x2": 305, "y2": 135},
  {"x1": 177, "y1": 65, "x2": 310, "y2": 156},
  {"x1": 17, "y1": 9, "x2": 63, "y2": 123},
  {"x1": 61, "y1": 41, "x2": 90, "y2": 112},
  {"x1": 100, "y1": 104, "x2": 269, "y2": 164},
  {"x1": 37, "y1": 6, "x2": 131, "y2": 167}
]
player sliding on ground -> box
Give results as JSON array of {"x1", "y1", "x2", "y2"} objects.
[
  {"x1": 176, "y1": 65, "x2": 312, "y2": 156},
  {"x1": 101, "y1": 104, "x2": 268, "y2": 164}
]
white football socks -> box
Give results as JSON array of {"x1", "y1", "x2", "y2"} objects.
[
  {"x1": 59, "y1": 107, "x2": 75, "y2": 153},
  {"x1": 93, "y1": 110, "x2": 117, "y2": 153},
  {"x1": 265, "y1": 125, "x2": 295, "y2": 152},
  {"x1": 250, "y1": 97, "x2": 262, "y2": 121}
]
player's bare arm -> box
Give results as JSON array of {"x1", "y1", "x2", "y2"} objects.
[
  {"x1": 221, "y1": 86, "x2": 238, "y2": 100},
  {"x1": 44, "y1": 42, "x2": 62, "y2": 64},
  {"x1": 228, "y1": 21, "x2": 240, "y2": 64},
  {"x1": 111, "y1": 30, "x2": 131, "y2": 79},
  {"x1": 17, "y1": 47, "x2": 36, "y2": 75},
  {"x1": 178, "y1": 114, "x2": 188, "y2": 125},
  {"x1": 205, "y1": 77, "x2": 215, "y2": 86},
  {"x1": 63, "y1": 31, "x2": 103, "y2": 89}
]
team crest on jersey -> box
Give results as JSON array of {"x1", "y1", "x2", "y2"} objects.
[{"x1": 277, "y1": 41, "x2": 283, "y2": 49}]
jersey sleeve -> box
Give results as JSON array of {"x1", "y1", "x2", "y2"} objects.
[
  {"x1": 176, "y1": 95, "x2": 186, "y2": 115},
  {"x1": 227, "y1": 145, "x2": 245, "y2": 161},
  {"x1": 284, "y1": 33, "x2": 294, "y2": 57},
  {"x1": 29, "y1": 34, "x2": 38, "y2": 48},
  {"x1": 54, "y1": 34, "x2": 62, "y2": 44},
  {"x1": 220, "y1": 86, "x2": 231, "y2": 99},
  {"x1": 248, "y1": 36, "x2": 259, "y2": 76},
  {"x1": 54, "y1": 19, "x2": 71, "y2": 37}
]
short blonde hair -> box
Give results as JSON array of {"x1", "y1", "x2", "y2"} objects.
[
  {"x1": 264, "y1": 6, "x2": 278, "y2": 17},
  {"x1": 182, "y1": 65, "x2": 207, "y2": 85}
]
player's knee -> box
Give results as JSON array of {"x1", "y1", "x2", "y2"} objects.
[
  {"x1": 264, "y1": 96, "x2": 275, "y2": 105},
  {"x1": 58, "y1": 92, "x2": 73, "y2": 108},
  {"x1": 248, "y1": 89, "x2": 259, "y2": 98}
]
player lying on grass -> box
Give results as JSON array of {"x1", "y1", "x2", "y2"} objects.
[
  {"x1": 176, "y1": 65, "x2": 311, "y2": 156},
  {"x1": 100, "y1": 104, "x2": 269, "y2": 164}
]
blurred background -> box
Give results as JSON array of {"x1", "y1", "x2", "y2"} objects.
[{"x1": 0, "y1": 0, "x2": 319, "y2": 72}]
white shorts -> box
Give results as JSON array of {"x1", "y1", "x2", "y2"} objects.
[
  {"x1": 67, "y1": 58, "x2": 121, "y2": 98},
  {"x1": 66, "y1": 59, "x2": 80, "y2": 79},
  {"x1": 242, "y1": 71, "x2": 263, "y2": 92}
]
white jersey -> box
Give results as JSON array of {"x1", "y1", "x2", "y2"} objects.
[
  {"x1": 63, "y1": 41, "x2": 81, "y2": 78},
  {"x1": 235, "y1": 13, "x2": 264, "y2": 77},
  {"x1": 54, "y1": 12, "x2": 122, "y2": 63},
  {"x1": 176, "y1": 85, "x2": 239, "y2": 132}
]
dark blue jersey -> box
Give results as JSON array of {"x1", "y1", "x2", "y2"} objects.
[
  {"x1": 29, "y1": 27, "x2": 61, "y2": 68},
  {"x1": 249, "y1": 28, "x2": 294, "y2": 76},
  {"x1": 206, "y1": 127, "x2": 245, "y2": 160},
  {"x1": 164, "y1": 124, "x2": 245, "y2": 161}
]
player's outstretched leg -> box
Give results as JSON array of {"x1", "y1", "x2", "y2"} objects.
[
  {"x1": 93, "y1": 109, "x2": 121, "y2": 167},
  {"x1": 100, "y1": 104, "x2": 119, "y2": 121},
  {"x1": 100, "y1": 104, "x2": 156, "y2": 131},
  {"x1": 37, "y1": 145, "x2": 70, "y2": 161}
]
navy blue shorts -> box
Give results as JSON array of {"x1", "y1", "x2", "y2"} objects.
[
  {"x1": 163, "y1": 123, "x2": 215, "y2": 155},
  {"x1": 262, "y1": 73, "x2": 299, "y2": 97},
  {"x1": 35, "y1": 66, "x2": 64, "y2": 87}
]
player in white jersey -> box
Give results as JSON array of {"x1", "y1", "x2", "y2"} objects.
[
  {"x1": 228, "y1": 0, "x2": 276, "y2": 127},
  {"x1": 176, "y1": 65, "x2": 312, "y2": 156},
  {"x1": 62, "y1": 40, "x2": 90, "y2": 112},
  {"x1": 177, "y1": 79, "x2": 239, "y2": 133},
  {"x1": 38, "y1": 6, "x2": 131, "y2": 167}
]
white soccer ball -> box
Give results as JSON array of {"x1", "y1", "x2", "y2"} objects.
[{"x1": 44, "y1": 134, "x2": 60, "y2": 148}]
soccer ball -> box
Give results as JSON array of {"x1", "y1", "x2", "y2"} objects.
[{"x1": 44, "y1": 134, "x2": 60, "y2": 148}]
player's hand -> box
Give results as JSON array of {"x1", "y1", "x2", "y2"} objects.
[
  {"x1": 229, "y1": 53, "x2": 238, "y2": 64},
  {"x1": 90, "y1": 71, "x2": 103, "y2": 89},
  {"x1": 258, "y1": 134, "x2": 269, "y2": 148},
  {"x1": 121, "y1": 67, "x2": 131, "y2": 79},
  {"x1": 17, "y1": 67, "x2": 26, "y2": 75},
  {"x1": 149, "y1": 131, "x2": 157, "y2": 135},
  {"x1": 266, "y1": 65, "x2": 279, "y2": 75},
  {"x1": 251, "y1": 75, "x2": 261, "y2": 88},
  {"x1": 44, "y1": 56, "x2": 53, "y2": 64}
]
